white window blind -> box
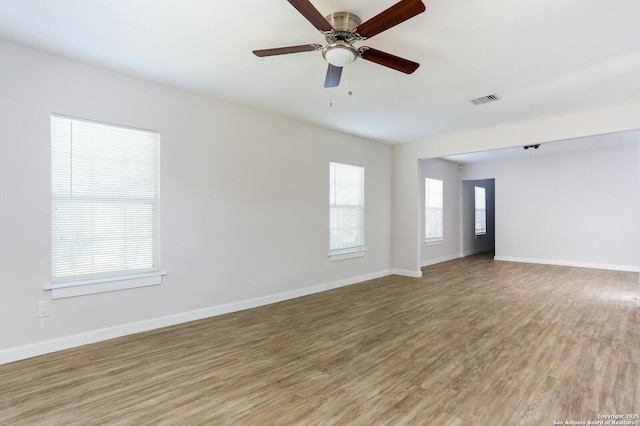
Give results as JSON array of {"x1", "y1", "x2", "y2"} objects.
[
  {"x1": 329, "y1": 162, "x2": 364, "y2": 253},
  {"x1": 425, "y1": 178, "x2": 443, "y2": 242},
  {"x1": 51, "y1": 115, "x2": 160, "y2": 284},
  {"x1": 475, "y1": 186, "x2": 487, "y2": 236}
]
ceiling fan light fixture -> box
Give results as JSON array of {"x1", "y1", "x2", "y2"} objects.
[{"x1": 322, "y1": 41, "x2": 358, "y2": 67}]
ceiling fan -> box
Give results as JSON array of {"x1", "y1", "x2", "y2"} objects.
[{"x1": 253, "y1": 0, "x2": 426, "y2": 88}]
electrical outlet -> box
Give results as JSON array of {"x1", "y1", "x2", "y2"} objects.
[{"x1": 37, "y1": 301, "x2": 50, "y2": 318}]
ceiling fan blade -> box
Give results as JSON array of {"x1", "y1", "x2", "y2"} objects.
[
  {"x1": 253, "y1": 44, "x2": 321, "y2": 57},
  {"x1": 287, "y1": 0, "x2": 334, "y2": 32},
  {"x1": 356, "y1": 0, "x2": 426, "y2": 39},
  {"x1": 360, "y1": 48, "x2": 420, "y2": 74},
  {"x1": 324, "y1": 64, "x2": 343, "y2": 88}
]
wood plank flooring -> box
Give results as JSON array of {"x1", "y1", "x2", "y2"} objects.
[{"x1": 1, "y1": 253, "x2": 639, "y2": 425}]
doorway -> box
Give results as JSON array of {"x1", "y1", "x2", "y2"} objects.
[{"x1": 462, "y1": 179, "x2": 495, "y2": 257}]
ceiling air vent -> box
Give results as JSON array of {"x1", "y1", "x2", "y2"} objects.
[{"x1": 470, "y1": 93, "x2": 499, "y2": 105}]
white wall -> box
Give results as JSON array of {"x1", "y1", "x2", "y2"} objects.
[
  {"x1": 391, "y1": 104, "x2": 640, "y2": 276},
  {"x1": 461, "y1": 138, "x2": 639, "y2": 271},
  {"x1": 0, "y1": 40, "x2": 392, "y2": 363},
  {"x1": 416, "y1": 135, "x2": 638, "y2": 270},
  {"x1": 420, "y1": 158, "x2": 461, "y2": 266}
]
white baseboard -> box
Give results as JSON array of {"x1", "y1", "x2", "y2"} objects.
[
  {"x1": 391, "y1": 269, "x2": 423, "y2": 278},
  {"x1": 0, "y1": 269, "x2": 392, "y2": 365},
  {"x1": 421, "y1": 253, "x2": 461, "y2": 267},
  {"x1": 494, "y1": 256, "x2": 640, "y2": 272}
]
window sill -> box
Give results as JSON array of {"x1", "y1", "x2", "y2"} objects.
[
  {"x1": 328, "y1": 248, "x2": 366, "y2": 262},
  {"x1": 46, "y1": 271, "x2": 167, "y2": 299},
  {"x1": 425, "y1": 239, "x2": 443, "y2": 247}
]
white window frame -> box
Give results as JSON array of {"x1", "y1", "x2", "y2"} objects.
[
  {"x1": 329, "y1": 161, "x2": 365, "y2": 261},
  {"x1": 475, "y1": 186, "x2": 487, "y2": 237},
  {"x1": 425, "y1": 178, "x2": 444, "y2": 245},
  {"x1": 49, "y1": 114, "x2": 164, "y2": 298}
]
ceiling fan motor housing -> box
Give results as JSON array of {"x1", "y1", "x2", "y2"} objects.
[
  {"x1": 322, "y1": 12, "x2": 361, "y2": 66},
  {"x1": 324, "y1": 12, "x2": 361, "y2": 41}
]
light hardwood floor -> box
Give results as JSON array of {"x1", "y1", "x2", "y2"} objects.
[{"x1": 1, "y1": 254, "x2": 639, "y2": 425}]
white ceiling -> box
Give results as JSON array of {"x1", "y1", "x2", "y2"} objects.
[
  {"x1": 442, "y1": 129, "x2": 639, "y2": 164},
  {"x1": 0, "y1": 0, "x2": 639, "y2": 145}
]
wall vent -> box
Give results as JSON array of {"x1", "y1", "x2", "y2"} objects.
[{"x1": 470, "y1": 93, "x2": 499, "y2": 105}]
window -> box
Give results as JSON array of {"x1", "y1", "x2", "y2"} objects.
[
  {"x1": 51, "y1": 115, "x2": 161, "y2": 298},
  {"x1": 329, "y1": 162, "x2": 364, "y2": 258},
  {"x1": 475, "y1": 186, "x2": 487, "y2": 236},
  {"x1": 425, "y1": 178, "x2": 443, "y2": 243}
]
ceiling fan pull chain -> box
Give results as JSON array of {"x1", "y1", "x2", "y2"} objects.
[
  {"x1": 348, "y1": 64, "x2": 353, "y2": 96},
  {"x1": 329, "y1": 87, "x2": 333, "y2": 107}
]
